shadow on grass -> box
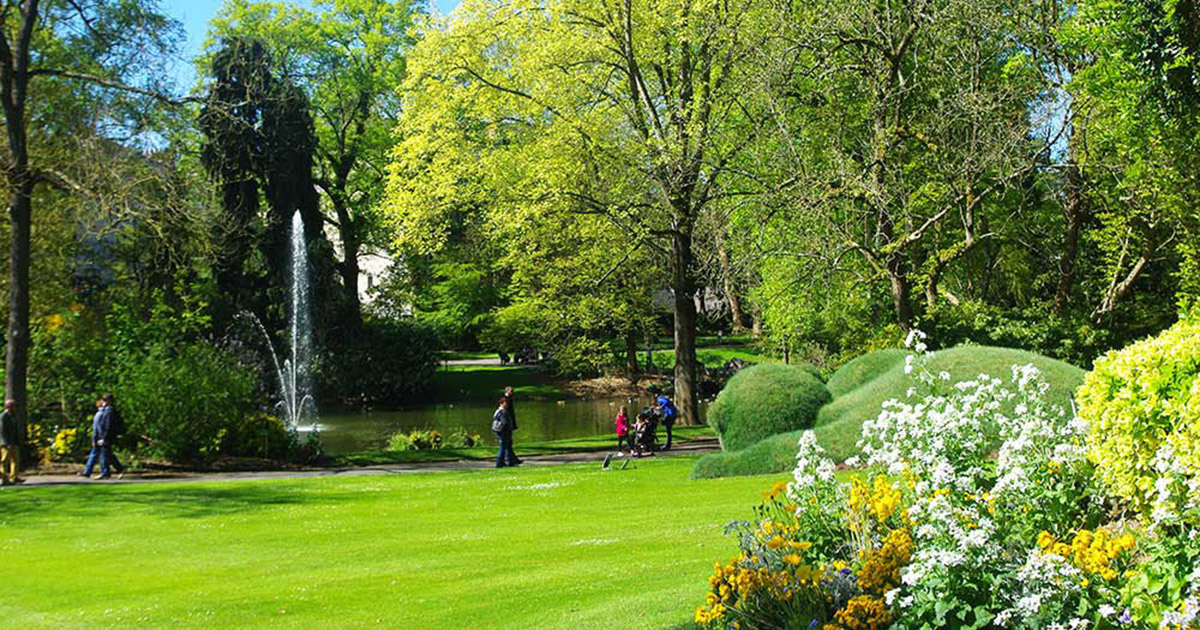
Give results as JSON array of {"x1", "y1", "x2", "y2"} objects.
[{"x1": 0, "y1": 482, "x2": 359, "y2": 524}]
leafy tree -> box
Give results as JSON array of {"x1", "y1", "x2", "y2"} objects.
[
  {"x1": 1, "y1": 0, "x2": 185, "y2": 435},
  {"x1": 208, "y1": 0, "x2": 423, "y2": 327},
  {"x1": 387, "y1": 0, "x2": 770, "y2": 422}
]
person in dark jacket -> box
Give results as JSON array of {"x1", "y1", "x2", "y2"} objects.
[
  {"x1": 79, "y1": 397, "x2": 124, "y2": 480},
  {"x1": 656, "y1": 394, "x2": 678, "y2": 450},
  {"x1": 492, "y1": 397, "x2": 517, "y2": 468},
  {"x1": 503, "y1": 386, "x2": 522, "y2": 465},
  {"x1": 0, "y1": 399, "x2": 23, "y2": 485}
]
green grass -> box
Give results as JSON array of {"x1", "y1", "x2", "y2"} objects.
[
  {"x1": 441, "y1": 350, "x2": 501, "y2": 361},
  {"x1": 650, "y1": 346, "x2": 780, "y2": 371},
  {"x1": 813, "y1": 345, "x2": 1086, "y2": 461},
  {"x1": 433, "y1": 364, "x2": 569, "y2": 401},
  {"x1": 334, "y1": 425, "x2": 717, "y2": 466},
  {"x1": 0, "y1": 457, "x2": 780, "y2": 630}
]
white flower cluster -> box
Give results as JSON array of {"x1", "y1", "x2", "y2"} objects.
[
  {"x1": 788, "y1": 430, "x2": 840, "y2": 519},
  {"x1": 995, "y1": 550, "x2": 1083, "y2": 626},
  {"x1": 993, "y1": 365, "x2": 1089, "y2": 498},
  {"x1": 1148, "y1": 443, "x2": 1200, "y2": 530}
]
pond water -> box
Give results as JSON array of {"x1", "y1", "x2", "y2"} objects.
[{"x1": 309, "y1": 397, "x2": 707, "y2": 454}]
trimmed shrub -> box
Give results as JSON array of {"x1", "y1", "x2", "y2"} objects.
[
  {"x1": 707, "y1": 363, "x2": 831, "y2": 452},
  {"x1": 690, "y1": 429, "x2": 806, "y2": 479},
  {"x1": 825, "y1": 349, "x2": 909, "y2": 397},
  {"x1": 1077, "y1": 306, "x2": 1200, "y2": 520}
]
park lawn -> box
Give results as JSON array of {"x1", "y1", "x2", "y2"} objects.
[
  {"x1": 1, "y1": 457, "x2": 777, "y2": 630},
  {"x1": 433, "y1": 364, "x2": 570, "y2": 401},
  {"x1": 649, "y1": 345, "x2": 780, "y2": 371},
  {"x1": 335, "y1": 424, "x2": 717, "y2": 466}
]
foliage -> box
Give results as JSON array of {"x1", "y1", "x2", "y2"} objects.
[
  {"x1": 693, "y1": 332, "x2": 1200, "y2": 629},
  {"x1": 387, "y1": 428, "x2": 481, "y2": 451},
  {"x1": 707, "y1": 364, "x2": 831, "y2": 452},
  {"x1": 318, "y1": 316, "x2": 440, "y2": 406},
  {"x1": 1077, "y1": 304, "x2": 1200, "y2": 525}
]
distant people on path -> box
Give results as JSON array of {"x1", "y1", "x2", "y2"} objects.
[
  {"x1": 502, "y1": 386, "x2": 521, "y2": 465},
  {"x1": 614, "y1": 405, "x2": 632, "y2": 455},
  {"x1": 79, "y1": 395, "x2": 125, "y2": 480},
  {"x1": 0, "y1": 399, "x2": 24, "y2": 485},
  {"x1": 492, "y1": 396, "x2": 519, "y2": 468},
  {"x1": 655, "y1": 393, "x2": 678, "y2": 451}
]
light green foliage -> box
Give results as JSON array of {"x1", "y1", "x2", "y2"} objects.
[
  {"x1": 387, "y1": 428, "x2": 481, "y2": 451},
  {"x1": 691, "y1": 429, "x2": 807, "y2": 480},
  {"x1": 0, "y1": 458, "x2": 787, "y2": 629},
  {"x1": 1077, "y1": 305, "x2": 1200, "y2": 519},
  {"x1": 708, "y1": 364, "x2": 831, "y2": 452}
]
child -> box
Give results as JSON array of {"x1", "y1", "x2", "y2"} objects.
[
  {"x1": 614, "y1": 405, "x2": 632, "y2": 455},
  {"x1": 632, "y1": 408, "x2": 657, "y2": 457}
]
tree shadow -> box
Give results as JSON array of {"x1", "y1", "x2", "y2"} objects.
[{"x1": 0, "y1": 481, "x2": 361, "y2": 524}]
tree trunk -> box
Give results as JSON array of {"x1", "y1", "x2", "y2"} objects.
[
  {"x1": 337, "y1": 218, "x2": 363, "y2": 329},
  {"x1": 716, "y1": 232, "x2": 748, "y2": 330},
  {"x1": 671, "y1": 230, "x2": 699, "y2": 426},
  {"x1": 5, "y1": 177, "x2": 33, "y2": 439},
  {"x1": 751, "y1": 304, "x2": 762, "y2": 339},
  {"x1": 1054, "y1": 158, "x2": 1087, "y2": 316},
  {"x1": 624, "y1": 328, "x2": 639, "y2": 380},
  {"x1": 887, "y1": 258, "x2": 915, "y2": 332}
]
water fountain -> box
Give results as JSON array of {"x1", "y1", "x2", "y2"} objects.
[{"x1": 240, "y1": 210, "x2": 316, "y2": 429}]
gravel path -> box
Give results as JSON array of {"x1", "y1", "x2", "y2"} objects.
[{"x1": 8, "y1": 439, "x2": 720, "y2": 488}]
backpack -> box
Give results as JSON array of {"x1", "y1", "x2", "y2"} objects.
[
  {"x1": 109, "y1": 407, "x2": 126, "y2": 438},
  {"x1": 491, "y1": 408, "x2": 510, "y2": 434}
]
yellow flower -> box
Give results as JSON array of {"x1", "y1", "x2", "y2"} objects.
[
  {"x1": 790, "y1": 541, "x2": 813, "y2": 551},
  {"x1": 782, "y1": 553, "x2": 802, "y2": 565},
  {"x1": 766, "y1": 535, "x2": 786, "y2": 551}
]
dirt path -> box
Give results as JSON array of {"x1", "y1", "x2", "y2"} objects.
[{"x1": 9, "y1": 439, "x2": 721, "y2": 488}]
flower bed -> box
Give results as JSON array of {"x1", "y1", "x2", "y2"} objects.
[{"x1": 694, "y1": 330, "x2": 1199, "y2": 629}]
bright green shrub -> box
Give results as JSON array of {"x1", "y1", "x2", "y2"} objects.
[
  {"x1": 690, "y1": 429, "x2": 806, "y2": 479},
  {"x1": 707, "y1": 364, "x2": 831, "y2": 452},
  {"x1": 1077, "y1": 306, "x2": 1200, "y2": 519},
  {"x1": 825, "y1": 349, "x2": 909, "y2": 397}
]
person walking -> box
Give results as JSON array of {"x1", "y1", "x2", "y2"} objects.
[
  {"x1": 492, "y1": 396, "x2": 518, "y2": 468},
  {"x1": 656, "y1": 393, "x2": 678, "y2": 450},
  {"x1": 79, "y1": 397, "x2": 124, "y2": 480},
  {"x1": 503, "y1": 386, "x2": 522, "y2": 465},
  {"x1": 101, "y1": 394, "x2": 127, "y2": 476},
  {"x1": 0, "y1": 399, "x2": 24, "y2": 485}
]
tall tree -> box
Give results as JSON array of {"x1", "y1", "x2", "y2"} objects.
[
  {"x1": 208, "y1": 0, "x2": 422, "y2": 328},
  {"x1": 388, "y1": 0, "x2": 769, "y2": 423},
  {"x1": 1, "y1": 0, "x2": 182, "y2": 435}
]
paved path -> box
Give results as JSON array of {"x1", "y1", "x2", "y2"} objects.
[
  {"x1": 9, "y1": 439, "x2": 721, "y2": 488},
  {"x1": 443, "y1": 357, "x2": 503, "y2": 366}
]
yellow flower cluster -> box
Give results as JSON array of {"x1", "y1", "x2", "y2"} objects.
[
  {"x1": 52, "y1": 427, "x2": 78, "y2": 456},
  {"x1": 1037, "y1": 529, "x2": 1136, "y2": 581},
  {"x1": 828, "y1": 594, "x2": 891, "y2": 630},
  {"x1": 695, "y1": 535, "x2": 821, "y2": 626},
  {"x1": 856, "y1": 528, "x2": 913, "y2": 594},
  {"x1": 848, "y1": 475, "x2": 904, "y2": 533}
]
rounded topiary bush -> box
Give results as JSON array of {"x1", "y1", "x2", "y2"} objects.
[
  {"x1": 1077, "y1": 305, "x2": 1200, "y2": 519},
  {"x1": 707, "y1": 363, "x2": 831, "y2": 452}
]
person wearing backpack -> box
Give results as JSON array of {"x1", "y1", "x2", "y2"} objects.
[
  {"x1": 492, "y1": 396, "x2": 518, "y2": 468},
  {"x1": 101, "y1": 394, "x2": 127, "y2": 477}
]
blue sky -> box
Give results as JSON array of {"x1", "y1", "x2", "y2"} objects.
[{"x1": 159, "y1": 0, "x2": 459, "y2": 89}]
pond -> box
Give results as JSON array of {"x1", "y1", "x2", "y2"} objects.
[{"x1": 310, "y1": 397, "x2": 707, "y2": 454}]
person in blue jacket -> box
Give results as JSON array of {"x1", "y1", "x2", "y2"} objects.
[
  {"x1": 656, "y1": 393, "x2": 678, "y2": 450},
  {"x1": 79, "y1": 397, "x2": 125, "y2": 480}
]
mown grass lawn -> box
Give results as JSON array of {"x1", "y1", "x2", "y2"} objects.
[{"x1": 1, "y1": 457, "x2": 781, "y2": 630}]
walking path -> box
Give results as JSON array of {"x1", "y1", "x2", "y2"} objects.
[{"x1": 11, "y1": 438, "x2": 720, "y2": 488}]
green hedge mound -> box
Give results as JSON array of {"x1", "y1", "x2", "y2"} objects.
[
  {"x1": 825, "y1": 349, "x2": 910, "y2": 397},
  {"x1": 814, "y1": 345, "x2": 1086, "y2": 462},
  {"x1": 707, "y1": 363, "x2": 831, "y2": 452},
  {"x1": 690, "y1": 429, "x2": 807, "y2": 479}
]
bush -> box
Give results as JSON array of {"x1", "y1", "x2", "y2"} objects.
[
  {"x1": 319, "y1": 317, "x2": 440, "y2": 406},
  {"x1": 1077, "y1": 305, "x2": 1200, "y2": 523},
  {"x1": 118, "y1": 340, "x2": 262, "y2": 464},
  {"x1": 707, "y1": 364, "x2": 831, "y2": 452},
  {"x1": 690, "y1": 429, "x2": 806, "y2": 479},
  {"x1": 387, "y1": 428, "x2": 481, "y2": 451},
  {"x1": 824, "y1": 349, "x2": 909, "y2": 397}
]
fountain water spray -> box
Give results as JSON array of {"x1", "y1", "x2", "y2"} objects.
[{"x1": 239, "y1": 210, "x2": 316, "y2": 429}]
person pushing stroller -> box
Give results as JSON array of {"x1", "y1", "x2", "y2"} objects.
[{"x1": 631, "y1": 406, "x2": 658, "y2": 457}]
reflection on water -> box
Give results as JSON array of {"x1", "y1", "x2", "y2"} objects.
[{"x1": 312, "y1": 397, "x2": 707, "y2": 454}]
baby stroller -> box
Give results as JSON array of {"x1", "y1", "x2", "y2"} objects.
[{"x1": 632, "y1": 408, "x2": 658, "y2": 457}]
